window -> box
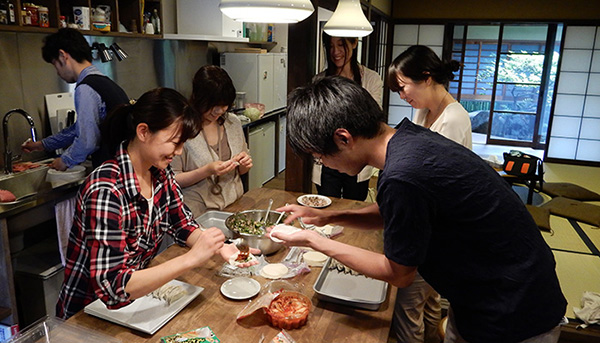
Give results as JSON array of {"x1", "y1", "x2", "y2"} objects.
[
  {"x1": 363, "y1": 9, "x2": 389, "y2": 82},
  {"x1": 450, "y1": 23, "x2": 562, "y2": 148}
]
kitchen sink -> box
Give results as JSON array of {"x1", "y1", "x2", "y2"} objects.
[{"x1": 0, "y1": 159, "x2": 53, "y2": 206}]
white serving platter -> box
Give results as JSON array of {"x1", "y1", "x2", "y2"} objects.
[{"x1": 84, "y1": 279, "x2": 203, "y2": 334}]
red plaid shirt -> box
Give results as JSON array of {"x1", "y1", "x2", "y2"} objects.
[{"x1": 56, "y1": 144, "x2": 198, "y2": 319}]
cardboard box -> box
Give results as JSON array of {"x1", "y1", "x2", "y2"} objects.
[{"x1": 0, "y1": 323, "x2": 19, "y2": 341}]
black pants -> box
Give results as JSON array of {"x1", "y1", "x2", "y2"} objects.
[{"x1": 316, "y1": 166, "x2": 369, "y2": 201}]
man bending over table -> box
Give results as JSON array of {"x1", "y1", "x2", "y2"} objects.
[{"x1": 272, "y1": 76, "x2": 566, "y2": 343}]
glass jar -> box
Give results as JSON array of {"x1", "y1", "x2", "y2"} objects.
[
  {"x1": 38, "y1": 6, "x2": 48, "y2": 27},
  {"x1": 21, "y1": 9, "x2": 30, "y2": 25},
  {"x1": 23, "y1": 3, "x2": 37, "y2": 26}
]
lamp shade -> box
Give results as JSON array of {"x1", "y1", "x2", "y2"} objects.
[
  {"x1": 220, "y1": 0, "x2": 314, "y2": 23},
  {"x1": 323, "y1": 0, "x2": 373, "y2": 37}
]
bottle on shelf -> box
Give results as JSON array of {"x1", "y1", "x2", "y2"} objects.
[
  {"x1": 38, "y1": 6, "x2": 48, "y2": 27},
  {"x1": 0, "y1": 0, "x2": 8, "y2": 24},
  {"x1": 151, "y1": 9, "x2": 160, "y2": 35},
  {"x1": 21, "y1": 8, "x2": 30, "y2": 26},
  {"x1": 7, "y1": 1, "x2": 15, "y2": 24},
  {"x1": 59, "y1": 15, "x2": 66, "y2": 28},
  {"x1": 144, "y1": 20, "x2": 154, "y2": 34}
]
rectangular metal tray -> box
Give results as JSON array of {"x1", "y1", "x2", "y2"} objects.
[
  {"x1": 195, "y1": 210, "x2": 233, "y2": 239},
  {"x1": 313, "y1": 257, "x2": 388, "y2": 311}
]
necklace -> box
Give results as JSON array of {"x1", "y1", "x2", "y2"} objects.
[
  {"x1": 426, "y1": 92, "x2": 451, "y2": 128},
  {"x1": 201, "y1": 125, "x2": 223, "y2": 195}
]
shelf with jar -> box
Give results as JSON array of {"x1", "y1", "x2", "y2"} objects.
[{"x1": 0, "y1": 0, "x2": 164, "y2": 38}]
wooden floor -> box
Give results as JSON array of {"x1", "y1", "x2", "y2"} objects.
[{"x1": 262, "y1": 171, "x2": 286, "y2": 191}]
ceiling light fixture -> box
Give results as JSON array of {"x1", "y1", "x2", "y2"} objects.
[
  {"x1": 323, "y1": 0, "x2": 373, "y2": 38},
  {"x1": 219, "y1": 0, "x2": 314, "y2": 24}
]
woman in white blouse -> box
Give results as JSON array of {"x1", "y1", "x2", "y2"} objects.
[
  {"x1": 312, "y1": 32, "x2": 383, "y2": 201},
  {"x1": 389, "y1": 45, "x2": 472, "y2": 149}
]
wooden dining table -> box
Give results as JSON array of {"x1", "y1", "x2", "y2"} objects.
[{"x1": 66, "y1": 188, "x2": 396, "y2": 342}]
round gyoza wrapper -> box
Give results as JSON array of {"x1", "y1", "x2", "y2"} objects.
[{"x1": 260, "y1": 263, "x2": 289, "y2": 279}]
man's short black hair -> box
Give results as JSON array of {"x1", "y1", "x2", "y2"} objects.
[
  {"x1": 286, "y1": 76, "x2": 385, "y2": 157},
  {"x1": 42, "y1": 28, "x2": 92, "y2": 63}
]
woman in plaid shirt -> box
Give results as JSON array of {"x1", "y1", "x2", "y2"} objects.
[{"x1": 56, "y1": 88, "x2": 256, "y2": 319}]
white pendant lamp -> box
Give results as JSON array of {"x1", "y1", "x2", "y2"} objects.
[
  {"x1": 220, "y1": 0, "x2": 315, "y2": 24},
  {"x1": 323, "y1": 0, "x2": 373, "y2": 37}
]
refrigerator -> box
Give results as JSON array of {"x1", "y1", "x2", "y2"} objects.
[
  {"x1": 248, "y1": 121, "x2": 276, "y2": 190},
  {"x1": 220, "y1": 52, "x2": 287, "y2": 113}
]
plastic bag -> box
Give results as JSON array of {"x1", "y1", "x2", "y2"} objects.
[{"x1": 236, "y1": 280, "x2": 312, "y2": 330}]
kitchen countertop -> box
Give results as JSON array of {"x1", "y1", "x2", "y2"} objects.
[
  {"x1": 240, "y1": 107, "x2": 286, "y2": 130},
  {"x1": 65, "y1": 188, "x2": 396, "y2": 343}
]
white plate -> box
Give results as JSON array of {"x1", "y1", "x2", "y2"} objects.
[
  {"x1": 84, "y1": 279, "x2": 203, "y2": 335},
  {"x1": 297, "y1": 194, "x2": 332, "y2": 208},
  {"x1": 220, "y1": 277, "x2": 261, "y2": 300}
]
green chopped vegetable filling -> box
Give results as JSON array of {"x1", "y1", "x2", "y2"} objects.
[{"x1": 230, "y1": 213, "x2": 274, "y2": 235}]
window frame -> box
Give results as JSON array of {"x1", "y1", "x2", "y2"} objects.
[{"x1": 448, "y1": 23, "x2": 560, "y2": 149}]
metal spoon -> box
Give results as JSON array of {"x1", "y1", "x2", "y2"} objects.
[
  {"x1": 263, "y1": 198, "x2": 273, "y2": 225},
  {"x1": 274, "y1": 203, "x2": 289, "y2": 226}
]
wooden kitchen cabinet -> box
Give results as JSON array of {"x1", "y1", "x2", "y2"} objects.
[{"x1": 0, "y1": 0, "x2": 163, "y2": 38}]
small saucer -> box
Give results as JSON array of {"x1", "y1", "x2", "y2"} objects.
[{"x1": 220, "y1": 277, "x2": 260, "y2": 300}]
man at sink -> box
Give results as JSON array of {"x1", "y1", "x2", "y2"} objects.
[{"x1": 21, "y1": 28, "x2": 129, "y2": 171}]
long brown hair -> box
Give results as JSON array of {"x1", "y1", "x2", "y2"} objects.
[
  {"x1": 322, "y1": 32, "x2": 362, "y2": 85},
  {"x1": 190, "y1": 65, "x2": 236, "y2": 124}
]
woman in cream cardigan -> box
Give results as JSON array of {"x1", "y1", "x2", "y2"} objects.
[{"x1": 171, "y1": 65, "x2": 252, "y2": 218}]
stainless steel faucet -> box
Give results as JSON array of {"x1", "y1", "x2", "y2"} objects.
[{"x1": 3, "y1": 109, "x2": 38, "y2": 174}]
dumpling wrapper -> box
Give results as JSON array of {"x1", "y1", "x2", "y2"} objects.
[
  {"x1": 270, "y1": 224, "x2": 302, "y2": 243},
  {"x1": 303, "y1": 251, "x2": 328, "y2": 267},
  {"x1": 260, "y1": 263, "x2": 289, "y2": 279}
]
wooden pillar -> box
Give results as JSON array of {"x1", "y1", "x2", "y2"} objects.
[{"x1": 284, "y1": 1, "x2": 319, "y2": 192}]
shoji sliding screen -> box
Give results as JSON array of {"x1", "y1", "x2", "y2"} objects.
[{"x1": 548, "y1": 26, "x2": 600, "y2": 163}]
